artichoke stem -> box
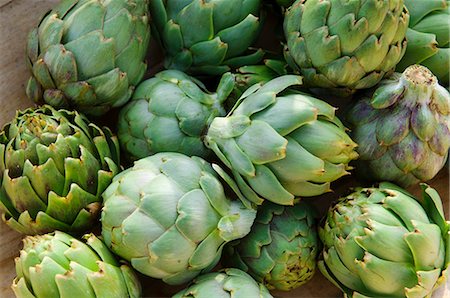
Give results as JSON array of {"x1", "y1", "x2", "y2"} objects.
[{"x1": 400, "y1": 65, "x2": 437, "y2": 105}]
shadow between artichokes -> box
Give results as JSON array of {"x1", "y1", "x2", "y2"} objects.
[{"x1": 0, "y1": 105, "x2": 120, "y2": 235}]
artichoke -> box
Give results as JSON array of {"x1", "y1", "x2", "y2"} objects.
[
  {"x1": 223, "y1": 201, "x2": 319, "y2": 291},
  {"x1": 319, "y1": 182, "x2": 450, "y2": 298},
  {"x1": 283, "y1": 0, "x2": 409, "y2": 92},
  {"x1": 205, "y1": 75, "x2": 359, "y2": 206},
  {"x1": 173, "y1": 268, "x2": 273, "y2": 298},
  {"x1": 26, "y1": 0, "x2": 151, "y2": 116},
  {"x1": 118, "y1": 70, "x2": 234, "y2": 160},
  {"x1": 396, "y1": 0, "x2": 449, "y2": 85},
  {"x1": 234, "y1": 59, "x2": 289, "y2": 95},
  {"x1": 12, "y1": 231, "x2": 141, "y2": 298},
  {"x1": 347, "y1": 65, "x2": 450, "y2": 187},
  {"x1": 149, "y1": 0, "x2": 265, "y2": 76},
  {"x1": 0, "y1": 106, "x2": 120, "y2": 235},
  {"x1": 101, "y1": 152, "x2": 256, "y2": 285}
]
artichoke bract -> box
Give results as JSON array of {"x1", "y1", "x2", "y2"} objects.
[
  {"x1": 284, "y1": 0, "x2": 409, "y2": 92},
  {"x1": 348, "y1": 65, "x2": 450, "y2": 187},
  {"x1": 26, "y1": 0, "x2": 151, "y2": 116},
  {"x1": 223, "y1": 201, "x2": 318, "y2": 291},
  {"x1": 319, "y1": 183, "x2": 450, "y2": 298},
  {"x1": 396, "y1": 0, "x2": 449, "y2": 86},
  {"x1": 101, "y1": 152, "x2": 256, "y2": 285},
  {"x1": 234, "y1": 59, "x2": 289, "y2": 96},
  {"x1": 0, "y1": 106, "x2": 120, "y2": 235},
  {"x1": 205, "y1": 75, "x2": 359, "y2": 206},
  {"x1": 173, "y1": 268, "x2": 273, "y2": 298},
  {"x1": 12, "y1": 231, "x2": 141, "y2": 298},
  {"x1": 149, "y1": 0, "x2": 264, "y2": 76},
  {"x1": 118, "y1": 70, "x2": 233, "y2": 160}
]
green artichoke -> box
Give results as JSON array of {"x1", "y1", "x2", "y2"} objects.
[
  {"x1": 26, "y1": 0, "x2": 151, "y2": 116},
  {"x1": 283, "y1": 0, "x2": 409, "y2": 92},
  {"x1": 173, "y1": 268, "x2": 273, "y2": 298},
  {"x1": 118, "y1": 70, "x2": 234, "y2": 160},
  {"x1": 396, "y1": 0, "x2": 449, "y2": 86},
  {"x1": 0, "y1": 106, "x2": 120, "y2": 235},
  {"x1": 101, "y1": 152, "x2": 256, "y2": 285},
  {"x1": 319, "y1": 182, "x2": 450, "y2": 298},
  {"x1": 347, "y1": 65, "x2": 450, "y2": 187},
  {"x1": 223, "y1": 201, "x2": 318, "y2": 291},
  {"x1": 12, "y1": 231, "x2": 141, "y2": 298},
  {"x1": 205, "y1": 75, "x2": 359, "y2": 206},
  {"x1": 149, "y1": 0, "x2": 265, "y2": 76},
  {"x1": 234, "y1": 59, "x2": 289, "y2": 95}
]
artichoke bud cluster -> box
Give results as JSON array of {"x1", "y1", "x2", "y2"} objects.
[
  {"x1": 0, "y1": 106, "x2": 120, "y2": 235},
  {"x1": 13, "y1": 231, "x2": 141, "y2": 298}
]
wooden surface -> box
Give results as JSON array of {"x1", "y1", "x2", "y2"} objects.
[{"x1": 0, "y1": 1, "x2": 449, "y2": 297}]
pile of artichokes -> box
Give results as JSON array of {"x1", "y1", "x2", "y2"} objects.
[{"x1": 0, "y1": 0, "x2": 449, "y2": 297}]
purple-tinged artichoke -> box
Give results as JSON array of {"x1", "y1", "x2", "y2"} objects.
[{"x1": 348, "y1": 65, "x2": 450, "y2": 187}]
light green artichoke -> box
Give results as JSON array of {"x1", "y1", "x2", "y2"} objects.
[
  {"x1": 0, "y1": 106, "x2": 120, "y2": 235},
  {"x1": 173, "y1": 268, "x2": 273, "y2": 298},
  {"x1": 205, "y1": 75, "x2": 359, "y2": 206},
  {"x1": 149, "y1": 0, "x2": 264, "y2": 76},
  {"x1": 223, "y1": 201, "x2": 318, "y2": 291},
  {"x1": 101, "y1": 152, "x2": 256, "y2": 285},
  {"x1": 12, "y1": 231, "x2": 141, "y2": 298},
  {"x1": 347, "y1": 65, "x2": 450, "y2": 187},
  {"x1": 396, "y1": 0, "x2": 449, "y2": 86},
  {"x1": 26, "y1": 0, "x2": 151, "y2": 116},
  {"x1": 118, "y1": 70, "x2": 234, "y2": 160},
  {"x1": 319, "y1": 182, "x2": 450, "y2": 298},
  {"x1": 284, "y1": 0, "x2": 409, "y2": 92}
]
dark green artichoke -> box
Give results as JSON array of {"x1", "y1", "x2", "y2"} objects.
[
  {"x1": 284, "y1": 0, "x2": 409, "y2": 92},
  {"x1": 0, "y1": 106, "x2": 120, "y2": 235},
  {"x1": 101, "y1": 152, "x2": 256, "y2": 285},
  {"x1": 348, "y1": 65, "x2": 450, "y2": 187},
  {"x1": 223, "y1": 201, "x2": 318, "y2": 291},
  {"x1": 149, "y1": 0, "x2": 264, "y2": 76},
  {"x1": 319, "y1": 182, "x2": 450, "y2": 298},
  {"x1": 397, "y1": 0, "x2": 449, "y2": 86},
  {"x1": 234, "y1": 59, "x2": 289, "y2": 95},
  {"x1": 205, "y1": 75, "x2": 359, "y2": 206},
  {"x1": 13, "y1": 231, "x2": 141, "y2": 298},
  {"x1": 26, "y1": 0, "x2": 151, "y2": 116},
  {"x1": 118, "y1": 70, "x2": 234, "y2": 160},
  {"x1": 173, "y1": 268, "x2": 273, "y2": 298}
]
